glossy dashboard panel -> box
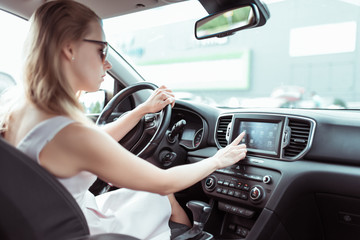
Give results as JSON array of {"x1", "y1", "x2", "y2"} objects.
[
  {"x1": 171, "y1": 108, "x2": 206, "y2": 150},
  {"x1": 230, "y1": 114, "x2": 285, "y2": 158},
  {"x1": 215, "y1": 113, "x2": 316, "y2": 161},
  {"x1": 202, "y1": 163, "x2": 281, "y2": 208},
  {"x1": 174, "y1": 101, "x2": 360, "y2": 239}
]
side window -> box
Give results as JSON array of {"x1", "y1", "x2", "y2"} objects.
[
  {"x1": 0, "y1": 10, "x2": 29, "y2": 94},
  {"x1": 0, "y1": 9, "x2": 115, "y2": 112},
  {"x1": 79, "y1": 74, "x2": 114, "y2": 114}
]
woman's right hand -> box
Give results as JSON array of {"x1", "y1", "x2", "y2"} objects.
[
  {"x1": 212, "y1": 131, "x2": 247, "y2": 169},
  {"x1": 139, "y1": 85, "x2": 175, "y2": 114}
]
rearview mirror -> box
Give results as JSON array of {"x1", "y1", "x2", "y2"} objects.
[
  {"x1": 195, "y1": 5, "x2": 258, "y2": 39},
  {"x1": 195, "y1": 0, "x2": 270, "y2": 40}
]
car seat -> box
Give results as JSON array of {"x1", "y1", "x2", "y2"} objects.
[{"x1": 0, "y1": 137, "x2": 212, "y2": 240}]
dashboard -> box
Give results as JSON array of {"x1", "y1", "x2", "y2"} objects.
[
  {"x1": 170, "y1": 108, "x2": 206, "y2": 150},
  {"x1": 217, "y1": 113, "x2": 315, "y2": 160},
  {"x1": 161, "y1": 100, "x2": 360, "y2": 240}
]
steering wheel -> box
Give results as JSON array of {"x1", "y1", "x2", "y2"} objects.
[{"x1": 96, "y1": 82, "x2": 172, "y2": 159}]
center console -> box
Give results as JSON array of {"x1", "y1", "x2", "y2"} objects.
[
  {"x1": 200, "y1": 113, "x2": 314, "y2": 239},
  {"x1": 202, "y1": 162, "x2": 280, "y2": 238}
]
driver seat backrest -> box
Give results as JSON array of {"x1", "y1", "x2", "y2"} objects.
[
  {"x1": 0, "y1": 137, "x2": 90, "y2": 240},
  {"x1": 0, "y1": 137, "x2": 139, "y2": 240}
]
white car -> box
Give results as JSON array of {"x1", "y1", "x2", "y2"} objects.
[{"x1": 1, "y1": 0, "x2": 360, "y2": 239}]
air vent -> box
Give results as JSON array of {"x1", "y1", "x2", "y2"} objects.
[
  {"x1": 284, "y1": 118, "x2": 311, "y2": 158},
  {"x1": 216, "y1": 115, "x2": 232, "y2": 148}
]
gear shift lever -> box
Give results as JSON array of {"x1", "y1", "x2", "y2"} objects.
[
  {"x1": 173, "y1": 201, "x2": 213, "y2": 240},
  {"x1": 187, "y1": 201, "x2": 211, "y2": 231}
]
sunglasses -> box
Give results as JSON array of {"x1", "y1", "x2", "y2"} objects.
[{"x1": 83, "y1": 39, "x2": 108, "y2": 64}]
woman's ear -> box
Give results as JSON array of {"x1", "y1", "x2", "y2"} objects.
[{"x1": 62, "y1": 41, "x2": 76, "y2": 61}]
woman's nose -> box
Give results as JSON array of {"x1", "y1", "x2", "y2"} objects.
[{"x1": 104, "y1": 60, "x2": 112, "y2": 71}]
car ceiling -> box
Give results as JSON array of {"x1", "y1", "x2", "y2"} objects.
[{"x1": 0, "y1": 0, "x2": 188, "y2": 20}]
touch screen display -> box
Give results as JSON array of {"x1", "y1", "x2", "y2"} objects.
[{"x1": 239, "y1": 121, "x2": 279, "y2": 153}]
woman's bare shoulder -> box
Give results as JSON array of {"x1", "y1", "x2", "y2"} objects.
[
  {"x1": 56, "y1": 121, "x2": 114, "y2": 150},
  {"x1": 40, "y1": 120, "x2": 118, "y2": 177}
]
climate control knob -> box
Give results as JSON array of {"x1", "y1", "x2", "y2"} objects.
[
  {"x1": 263, "y1": 175, "x2": 272, "y2": 184},
  {"x1": 250, "y1": 186, "x2": 264, "y2": 202},
  {"x1": 204, "y1": 176, "x2": 216, "y2": 191}
]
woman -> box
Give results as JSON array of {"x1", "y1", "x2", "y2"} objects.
[{"x1": 0, "y1": 0, "x2": 247, "y2": 239}]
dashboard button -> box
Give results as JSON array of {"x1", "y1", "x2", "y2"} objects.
[
  {"x1": 204, "y1": 176, "x2": 216, "y2": 191},
  {"x1": 240, "y1": 192, "x2": 248, "y2": 200},
  {"x1": 228, "y1": 224, "x2": 236, "y2": 231},
  {"x1": 244, "y1": 210, "x2": 255, "y2": 218},
  {"x1": 242, "y1": 184, "x2": 250, "y2": 191},
  {"x1": 263, "y1": 175, "x2": 272, "y2": 184},
  {"x1": 237, "y1": 207, "x2": 245, "y2": 215},
  {"x1": 250, "y1": 186, "x2": 265, "y2": 202}
]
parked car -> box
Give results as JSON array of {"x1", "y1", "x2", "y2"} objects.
[{"x1": 1, "y1": 0, "x2": 360, "y2": 239}]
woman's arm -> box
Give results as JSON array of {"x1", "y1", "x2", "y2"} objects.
[
  {"x1": 101, "y1": 85, "x2": 175, "y2": 141},
  {"x1": 40, "y1": 125, "x2": 246, "y2": 196}
]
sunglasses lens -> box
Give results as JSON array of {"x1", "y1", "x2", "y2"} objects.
[
  {"x1": 102, "y1": 45, "x2": 108, "y2": 63},
  {"x1": 83, "y1": 39, "x2": 109, "y2": 64}
]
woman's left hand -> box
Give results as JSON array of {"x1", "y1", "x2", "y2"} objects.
[{"x1": 140, "y1": 85, "x2": 175, "y2": 114}]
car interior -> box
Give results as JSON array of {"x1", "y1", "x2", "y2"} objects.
[{"x1": 2, "y1": 0, "x2": 360, "y2": 240}]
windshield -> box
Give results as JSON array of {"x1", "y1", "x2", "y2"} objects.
[{"x1": 103, "y1": 0, "x2": 359, "y2": 109}]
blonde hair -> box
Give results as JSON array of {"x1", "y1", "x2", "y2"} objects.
[{"x1": 23, "y1": 0, "x2": 101, "y2": 124}]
